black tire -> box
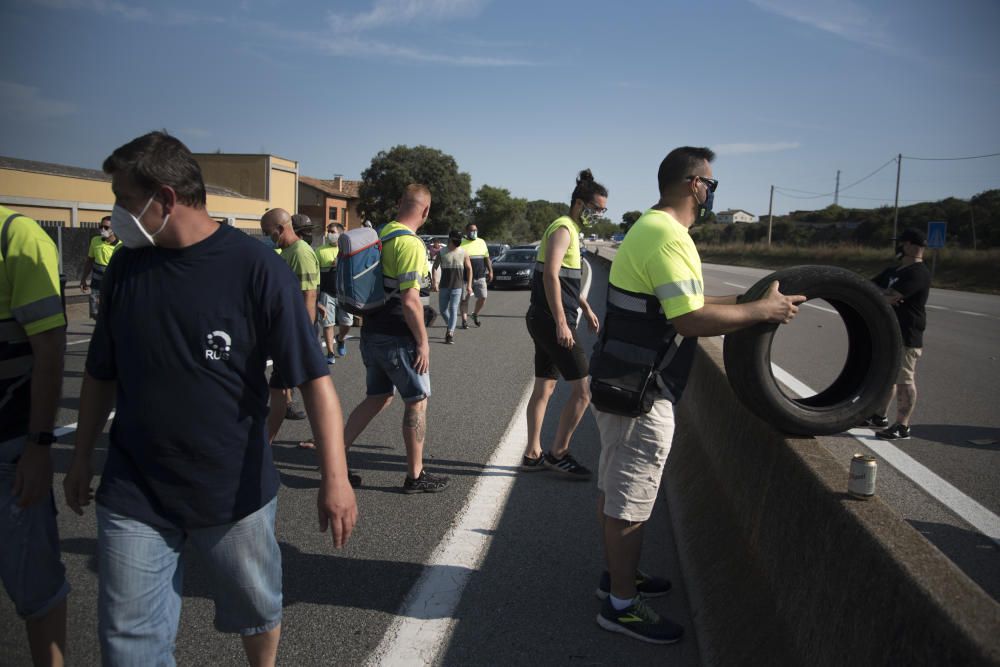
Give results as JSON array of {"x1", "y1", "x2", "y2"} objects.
[{"x1": 722, "y1": 265, "x2": 902, "y2": 436}]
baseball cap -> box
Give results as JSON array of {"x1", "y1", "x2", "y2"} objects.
[
  {"x1": 896, "y1": 228, "x2": 927, "y2": 247},
  {"x1": 291, "y1": 213, "x2": 313, "y2": 232}
]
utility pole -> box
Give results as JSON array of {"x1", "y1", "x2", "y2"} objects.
[
  {"x1": 767, "y1": 185, "x2": 774, "y2": 246},
  {"x1": 892, "y1": 153, "x2": 902, "y2": 245},
  {"x1": 834, "y1": 169, "x2": 840, "y2": 206}
]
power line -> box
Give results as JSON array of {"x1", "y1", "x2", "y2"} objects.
[
  {"x1": 902, "y1": 151, "x2": 1000, "y2": 161},
  {"x1": 774, "y1": 157, "x2": 897, "y2": 199}
]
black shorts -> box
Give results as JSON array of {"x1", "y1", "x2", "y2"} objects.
[{"x1": 525, "y1": 309, "x2": 588, "y2": 381}]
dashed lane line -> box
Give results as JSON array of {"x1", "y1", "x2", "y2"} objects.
[
  {"x1": 724, "y1": 282, "x2": 747, "y2": 289},
  {"x1": 769, "y1": 363, "x2": 1000, "y2": 546},
  {"x1": 366, "y1": 381, "x2": 534, "y2": 667}
]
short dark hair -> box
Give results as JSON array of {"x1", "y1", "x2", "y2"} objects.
[
  {"x1": 571, "y1": 169, "x2": 608, "y2": 206},
  {"x1": 449, "y1": 230, "x2": 463, "y2": 243},
  {"x1": 102, "y1": 130, "x2": 207, "y2": 207},
  {"x1": 657, "y1": 147, "x2": 715, "y2": 195},
  {"x1": 100, "y1": 215, "x2": 111, "y2": 223}
]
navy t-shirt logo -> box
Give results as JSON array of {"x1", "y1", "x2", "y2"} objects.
[{"x1": 205, "y1": 330, "x2": 232, "y2": 361}]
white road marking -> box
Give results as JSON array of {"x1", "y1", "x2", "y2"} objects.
[
  {"x1": 724, "y1": 282, "x2": 747, "y2": 289},
  {"x1": 803, "y1": 302, "x2": 838, "y2": 314},
  {"x1": 54, "y1": 411, "x2": 116, "y2": 438},
  {"x1": 366, "y1": 382, "x2": 534, "y2": 667},
  {"x1": 957, "y1": 310, "x2": 987, "y2": 317},
  {"x1": 925, "y1": 305, "x2": 948, "y2": 311},
  {"x1": 67, "y1": 338, "x2": 91, "y2": 346},
  {"x1": 769, "y1": 363, "x2": 1000, "y2": 546}
]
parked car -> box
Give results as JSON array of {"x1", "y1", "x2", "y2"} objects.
[
  {"x1": 489, "y1": 249, "x2": 537, "y2": 289},
  {"x1": 487, "y1": 242, "x2": 510, "y2": 260}
]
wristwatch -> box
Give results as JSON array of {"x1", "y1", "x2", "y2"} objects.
[{"x1": 28, "y1": 431, "x2": 58, "y2": 446}]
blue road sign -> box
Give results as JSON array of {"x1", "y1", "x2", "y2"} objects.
[{"x1": 927, "y1": 221, "x2": 947, "y2": 249}]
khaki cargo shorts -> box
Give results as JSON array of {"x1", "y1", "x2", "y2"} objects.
[
  {"x1": 593, "y1": 397, "x2": 676, "y2": 523},
  {"x1": 897, "y1": 346, "x2": 922, "y2": 385}
]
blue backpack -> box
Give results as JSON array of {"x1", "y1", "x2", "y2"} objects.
[{"x1": 336, "y1": 226, "x2": 415, "y2": 315}]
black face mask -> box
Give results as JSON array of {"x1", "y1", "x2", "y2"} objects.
[
  {"x1": 695, "y1": 189, "x2": 714, "y2": 224},
  {"x1": 300, "y1": 232, "x2": 313, "y2": 245}
]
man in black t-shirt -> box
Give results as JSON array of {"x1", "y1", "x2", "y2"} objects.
[
  {"x1": 63, "y1": 132, "x2": 357, "y2": 666},
  {"x1": 865, "y1": 228, "x2": 932, "y2": 440}
]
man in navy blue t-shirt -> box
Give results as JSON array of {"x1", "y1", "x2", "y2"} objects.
[{"x1": 63, "y1": 131, "x2": 357, "y2": 667}]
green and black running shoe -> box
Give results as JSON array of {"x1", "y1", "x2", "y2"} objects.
[{"x1": 596, "y1": 597, "x2": 683, "y2": 645}]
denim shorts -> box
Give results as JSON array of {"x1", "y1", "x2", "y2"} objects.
[
  {"x1": 0, "y1": 439, "x2": 70, "y2": 620},
  {"x1": 97, "y1": 496, "x2": 282, "y2": 664},
  {"x1": 361, "y1": 332, "x2": 431, "y2": 403}
]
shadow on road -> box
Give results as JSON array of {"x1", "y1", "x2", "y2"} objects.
[{"x1": 910, "y1": 424, "x2": 1000, "y2": 451}]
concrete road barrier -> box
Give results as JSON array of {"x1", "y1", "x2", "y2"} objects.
[{"x1": 587, "y1": 246, "x2": 1000, "y2": 666}]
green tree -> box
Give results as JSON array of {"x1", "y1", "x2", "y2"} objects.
[
  {"x1": 358, "y1": 145, "x2": 472, "y2": 233},
  {"x1": 471, "y1": 185, "x2": 527, "y2": 241},
  {"x1": 622, "y1": 210, "x2": 642, "y2": 227},
  {"x1": 525, "y1": 199, "x2": 570, "y2": 241}
]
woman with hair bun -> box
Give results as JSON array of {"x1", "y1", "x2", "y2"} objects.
[{"x1": 520, "y1": 169, "x2": 607, "y2": 478}]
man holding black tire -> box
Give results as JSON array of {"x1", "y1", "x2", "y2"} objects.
[
  {"x1": 590, "y1": 147, "x2": 805, "y2": 645},
  {"x1": 866, "y1": 228, "x2": 931, "y2": 440}
]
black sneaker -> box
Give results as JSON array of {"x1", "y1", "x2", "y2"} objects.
[
  {"x1": 461, "y1": 319, "x2": 469, "y2": 330},
  {"x1": 445, "y1": 332, "x2": 455, "y2": 344},
  {"x1": 543, "y1": 452, "x2": 592, "y2": 480},
  {"x1": 596, "y1": 570, "x2": 672, "y2": 601},
  {"x1": 519, "y1": 454, "x2": 547, "y2": 472},
  {"x1": 596, "y1": 597, "x2": 684, "y2": 645},
  {"x1": 285, "y1": 404, "x2": 306, "y2": 420},
  {"x1": 876, "y1": 423, "x2": 910, "y2": 440},
  {"x1": 403, "y1": 470, "x2": 450, "y2": 494},
  {"x1": 472, "y1": 313, "x2": 481, "y2": 327},
  {"x1": 862, "y1": 414, "x2": 889, "y2": 428}
]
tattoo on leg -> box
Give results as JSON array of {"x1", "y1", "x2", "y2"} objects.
[{"x1": 404, "y1": 406, "x2": 426, "y2": 443}]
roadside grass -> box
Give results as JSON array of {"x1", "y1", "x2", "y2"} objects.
[{"x1": 695, "y1": 243, "x2": 1000, "y2": 294}]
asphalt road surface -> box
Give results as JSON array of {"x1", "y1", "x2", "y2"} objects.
[{"x1": 0, "y1": 264, "x2": 700, "y2": 666}]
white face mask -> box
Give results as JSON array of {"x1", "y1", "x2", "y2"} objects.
[
  {"x1": 111, "y1": 195, "x2": 169, "y2": 248},
  {"x1": 326, "y1": 232, "x2": 340, "y2": 245},
  {"x1": 100, "y1": 228, "x2": 112, "y2": 240}
]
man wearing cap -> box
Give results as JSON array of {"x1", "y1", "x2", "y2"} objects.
[
  {"x1": 864, "y1": 227, "x2": 932, "y2": 440},
  {"x1": 260, "y1": 209, "x2": 321, "y2": 440}
]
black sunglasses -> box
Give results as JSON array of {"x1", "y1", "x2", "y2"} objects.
[{"x1": 687, "y1": 175, "x2": 719, "y2": 193}]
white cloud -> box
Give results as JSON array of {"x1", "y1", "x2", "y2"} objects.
[
  {"x1": 28, "y1": 0, "x2": 153, "y2": 21},
  {"x1": 748, "y1": 0, "x2": 899, "y2": 53},
  {"x1": 0, "y1": 81, "x2": 76, "y2": 119},
  {"x1": 329, "y1": 0, "x2": 487, "y2": 33},
  {"x1": 320, "y1": 36, "x2": 530, "y2": 66},
  {"x1": 714, "y1": 142, "x2": 801, "y2": 156}
]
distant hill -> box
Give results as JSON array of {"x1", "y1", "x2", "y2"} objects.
[{"x1": 692, "y1": 189, "x2": 999, "y2": 248}]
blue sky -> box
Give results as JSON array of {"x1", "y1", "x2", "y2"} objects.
[{"x1": 1, "y1": 0, "x2": 998, "y2": 221}]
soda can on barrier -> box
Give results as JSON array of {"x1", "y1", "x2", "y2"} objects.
[{"x1": 848, "y1": 454, "x2": 877, "y2": 499}]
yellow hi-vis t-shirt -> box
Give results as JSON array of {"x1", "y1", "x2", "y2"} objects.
[{"x1": 609, "y1": 209, "x2": 704, "y2": 320}]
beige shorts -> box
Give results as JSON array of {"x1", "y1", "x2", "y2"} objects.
[
  {"x1": 462, "y1": 278, "x2": 488, "y2": 301},
  {"x1": 897, "y1": 346, "x2": 922, "y2": 385},
  {"x1": 593, "y1": 397, "x2": 675, "y2": 523}
]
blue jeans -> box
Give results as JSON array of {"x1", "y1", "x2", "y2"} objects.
[
  {"x1": 361, "y1": 332, "x2": 431, "y2": 402},
  {"x1": 97, "y1": 497, "x2": 282, "y2": 666},
  {"x1": 0, "y1": 437, "x2": 70, "y2": 620},
  {"x1": 439, "y1": 288, "x2": 463, "y2": 333}
]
